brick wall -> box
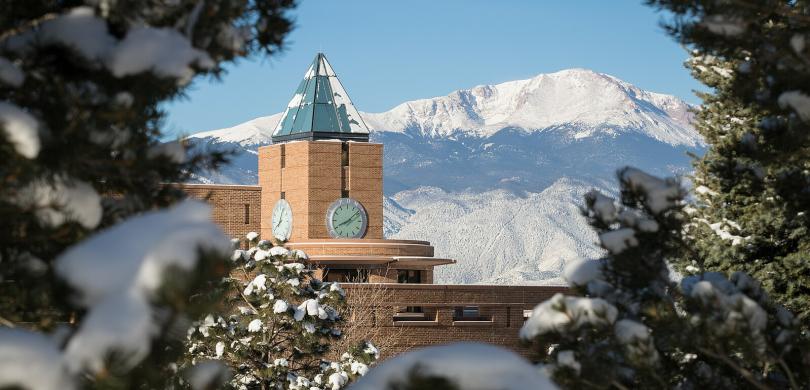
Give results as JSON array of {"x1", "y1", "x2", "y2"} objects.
[
  {"x1": 347, "y1": 142, "x2": 383, "y2": 239},
  {"x1": 342, "y1": 284, "x2": 567, "y2": 359},
  {"x1": 259, "y1": 141, "x2": 384, "y2": 241},
  {"x1": 174, "y1": 184, "x2": 262, "y2": 240}
]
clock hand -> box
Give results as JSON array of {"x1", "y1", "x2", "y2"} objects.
[
  {"x1": 337, "y1": 211, "x2": 360, "y2": 227},
  {"x1": 275, "y1": 210, "x2": 284, "y2": 228}
]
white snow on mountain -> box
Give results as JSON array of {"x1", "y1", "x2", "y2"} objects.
[
  {"x1": 362, "y1": 68, "x2": 699, "y2": 146},
  {"x1": 189, "y1": 68, "x2": 698, "y2": 148},
  {"x1": 185, "y1": 68, "x2": 702, "y2": 285},
  {"x1": 386, "y1": 179, "x2": 604, "y2": 285},
  {"x1": 189, "y1": 113, "x2": 282, "y2": 147}
]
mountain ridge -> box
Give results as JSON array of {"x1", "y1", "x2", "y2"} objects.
[{"x1": 189, "y1": 67, "x2": 700, "y2": 148}]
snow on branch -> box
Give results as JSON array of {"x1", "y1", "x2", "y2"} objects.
[
  {"x1": 585, "y1": 190, "x2": 618, "y2": 223},
  {"x1": 701, "y1": 14, "x2": 746, "y2": 36},
  {"x1": 350, "y1": 342, "x2": 558, "y2": 390},
  {"x1": 12, "y1": 176, "x2": 102, "y2": 229},
  {"x1": 681, "y1": 272, "x2": 769, "y2": 341},
  {"x1": 0, "y1": 56, "x2": 24, "y2": 87},
  {"x1": 614, "y1": 319, "x2": 659, "y2": 366},
  {"x1": 38, "y1": 7, "x2": 116, "y2": 61},
  {"x1": 0, "y1": 101, "x2": 39, "y2": 158},
  {"x1": 107, "y1": 26, "x2": 214, "y2": 83},
  {"x1": 55, "y1": 199, "x2": 230, "y2": 374},
  {"x1": 4, "y1": 6, "x2": 214, "y2": 84},
  {"x1": 599, "y1": 228, "x2": 638, "y2": 254},
  {"x1": 778, "y1": 90, "x2": 810, "y2": 122},
  {"x1": 0, "y1": 328, "x2": 74, "y2": 390},
  {"x1": 520, "y1": 293, "x2": 618, "y2": 340},
  {"x1": 620, "y1": 167, "x2": 681, "y2": 214}
]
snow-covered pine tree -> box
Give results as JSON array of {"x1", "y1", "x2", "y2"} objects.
[
  {"x1": 183, "y1": 234, "x2": 378, "y2": 390},
  {"x1": 0, "y1": 1, "x2": 295, "y2": 388},
  {"x1": 521, "y1": 168, "x2": 809, "y2": 389},
  {"x1": 645, "y1": 0, "x2": 810, "y2": 321}
]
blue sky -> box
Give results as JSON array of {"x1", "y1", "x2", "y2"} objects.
[{"x1": 164, "y1": 0, "x2": 703, "y2": 138}]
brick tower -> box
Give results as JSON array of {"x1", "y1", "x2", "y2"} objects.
[{"x1": 258, "y1": 53, "x2": 453, "y2": 283}]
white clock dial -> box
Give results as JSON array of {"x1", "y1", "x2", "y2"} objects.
[{"x1": 271, "y1": 199, "x2": 293, "y2": 241}]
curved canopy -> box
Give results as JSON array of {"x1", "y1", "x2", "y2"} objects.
[{"x1": 272, "y1": 53, "x2": 370, "y2": 143}]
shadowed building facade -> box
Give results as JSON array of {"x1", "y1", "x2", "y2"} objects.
[{"x1": 179, "y1": 53, "x2": 565, "y2": 358}]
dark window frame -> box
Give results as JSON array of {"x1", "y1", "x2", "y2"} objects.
[
  {"x1": 323, "y1": 268, "x2": 369, "y2": 283},
  {"x1": 397, "y1": 269, "x2": 422, "y2": 284}
]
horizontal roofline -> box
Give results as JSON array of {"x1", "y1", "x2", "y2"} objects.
[
  {"x1": 166, "y1": 183, "x2": 261, "y2": 190},
  {"x1": 272, "y1": 131, "x2": 369, "y2": 143}
]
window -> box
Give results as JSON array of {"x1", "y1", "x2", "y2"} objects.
[
  {"x1": 341, "y1": 142, "x2": 349, "y2": 166},
  {"x1": 280, "y1": 144, "x2": 286, "y2": 168},
  {"x1": 453, "y1": 306, "x2": 482, "y2": 321},
  {"x1": 397, "y1": 270, "x2": 422, "y2": 284},
  {"x1": 393, "y1": 306, "x2": 433, "y2": 323},
  {"x1": 341, "y1": 142, "x2": 348, "y2": 197},
  {"x1": 280, "y1": 191, "x2": 285, "y2": 199},
  {"x1": 506, "y1": 307, "x2": 511, "y2": 328},
  {"x1": 400, "y1": 306, "x2": 423, "y2": 313},
  {"x1": 244, "y1": 204, "x2": 250, "y2": 224},
  {"x1": 323, "y1": 268, "x2": 369, "y2": 283}
]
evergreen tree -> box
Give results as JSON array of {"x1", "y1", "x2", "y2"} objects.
[
  {"x1": 521, "y1": 168, "x2": 809, "y2": 389},
  {"x1": 182, "y1": 234, "x2": 378, "y2": 390},
  {"x1": 0, "y1": 1, "x2": 295, "y2": 388},
  {"x1": 645, "y1": 0, "x2": 810, "y2": 321}
]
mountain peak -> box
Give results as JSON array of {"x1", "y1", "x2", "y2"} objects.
[
  {"x1": 188, "y1": 113, "x2": 282, "y2": 146},
  {"x1": 190, "y1": 68, "x2": 700, "y2": 147},
  {"x1": 363, "y1": 68, "x2": 699, "y2": 146}
]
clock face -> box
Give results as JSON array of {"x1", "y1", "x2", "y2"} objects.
[
  {"x1": 326, "y1": 198, "x2": 368, "y2": 238},
  {"x1": 271, "y1": 199, "x2": 293, "y2": 241}
]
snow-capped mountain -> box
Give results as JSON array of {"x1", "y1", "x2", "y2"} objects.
[
  {"x1": 186, "y1": 68, "x2": 702, "y2": 284},
  {"x1": 387, "y1": 178, "x2": 603, "y2": 285},
  {"x1": 362, "y1": 68, "x2": 698, "y2": 146},
  {"x1": 191, "y1": 113, "x2": 282, "y2": 147}
]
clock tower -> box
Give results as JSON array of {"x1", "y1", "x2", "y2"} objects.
[{"x1": 258, "y1": 53, "x2": 452, "y2": 283}]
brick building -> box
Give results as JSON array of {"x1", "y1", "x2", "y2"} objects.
[{"x1": 181, "y1": 53, "x2": 565, "y2": 358}]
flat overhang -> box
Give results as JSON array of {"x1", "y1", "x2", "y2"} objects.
[
  {"x1": 393, "y1": 256, "x2": 455, "y2": 266},
  {"x1": 286, "y1": 239, "x2": 432, "y2": 246},
  {"x1": 306, "y1": 255, "x2": 455, "y2": 267},
  {"x1": 284, "y1": 239, "x2": 437, "y2": 258}
]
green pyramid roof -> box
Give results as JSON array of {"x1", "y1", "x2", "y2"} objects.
[{"x1": 272, "y1": 53, "x2": 370, "y2": 143}]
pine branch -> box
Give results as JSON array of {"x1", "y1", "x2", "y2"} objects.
[{"x1": 697, "y1": 347, "x2": 771, "y2": 390}]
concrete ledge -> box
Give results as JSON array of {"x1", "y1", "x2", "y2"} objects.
[
  {"x1": 342, "y1": 283, "x2": 567, "y2": 291},
  {"x1": 392, "y1": 320, "x2": 439, "y2": 327},
  {"x1": 168, "y1": 183, "x2": 262, "y2": 191},
  {"x1": 288, "y1": 239, "x2": 431, "y2": 245},
  {"x1": 452, "y1": 320, "x2": 495, "y2": 327}
]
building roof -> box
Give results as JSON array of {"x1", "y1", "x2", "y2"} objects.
[{"x1": 272, "y1": 53, "x2": 370, "y2": 143}]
